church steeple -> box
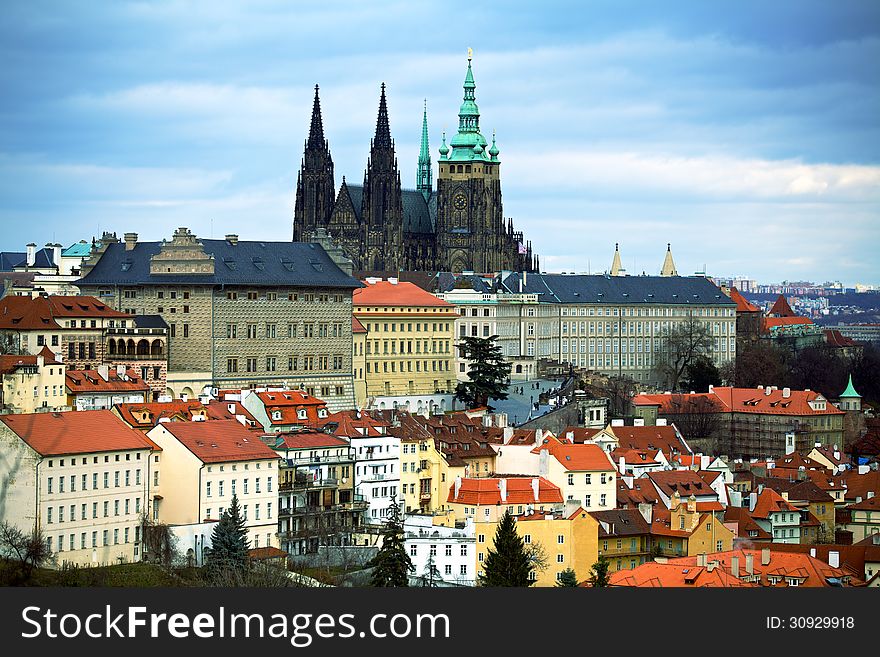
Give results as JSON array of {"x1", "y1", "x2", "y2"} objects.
[
  {"x1": 307, "y1": 84, "x2": 326, "y2": 149},
  {"x1": 373, "y1": 82, "x2": 392, "y2": 149},
  {"x1": 661, "y1": 243, "x2": 678, "y2": 276},
  {"x1": 417, "y1": 99, "x2": 432, "y2": 200},
  {"x1": 611, "y1": 243, "x2": 624, "y2": 276},
  {"x1": 448, "y1": 49, "x2": 489, "y2": 162},
  {"x1": 293, "y1": 83, "x2": 335, "y2": 242}
]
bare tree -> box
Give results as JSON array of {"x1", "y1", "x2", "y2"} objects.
[
  {"x1": 590, "y1": 375, "x2": 637, "y2": 418},
  {"x1": 0, "y1": 521, "x2": 51, "y2": 583},
  {"x1": 653, "y1": 314, "x2": 714, "y2": 392},
  {"x1": 0, "y1": 332, "x2": 21, "y2": 356},
  {"x1": 525, "y1": 540, "x2": 549, "y2": 575},
  {"x1": 663, "y1": 394, "x2": 723, "y2": 449},
  {"x1": 140, "y1": 513, "x2": 178, "y2": 568}
]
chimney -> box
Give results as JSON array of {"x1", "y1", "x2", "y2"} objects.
[
  {"x1": 531, "y1": 477, "x2": 540, "y2": 502},
  {"x1": 810, "y1": 548, "x2": 816, "y2": 558},
  {"x1": 124, "y1": 233, "x2": 138, "y2": 251},
  {"x1": 97, "y1": 364, "x2": 110, "y2": 381},
  {"x1": 731, "y1": 556, "x2": 740, "y2": 578},
  {"x1": 228, "y1": 403, "x2": 236, "y2": 414},
  {"x1": 761, "y1": 548, "x2": 771, "y2": 566},
  {"x1": 782, "y1": 387, "x2": 791, "y2": 398},
  {"x1": 618, "y1": 456, "x2": 626, "y2": 475},
  {"x1": 687, "y1": 495, "x2": 696, "y2": 513},
  {"x1": 745, "y1": 553, "x2": 754, "y2": 575},
  {"x1": 611, "y1": 418, "x2": 624, "y2": 427},
  {"x1": 828, "y1": 551, "x2": 840, "y2": 568},
  {"x1": 657, "y1": 418, "x2": 668, "y2": 426},
  {"x1": 49, "y1": 242, "x2": 62, "y2": 268},
  {"x1": 697, "y1": 553, "x2": 706, "y2": 567},
  {"x1": 503, "y1": 426, "x2": 513, "y2": 442},
  {"x1": 748, "y1": 491, "x2": 757, "y2": 512},
  {"x1": 454, "y1": 476, "x2": 462, "y2": 500},
  {"x1": 226, "y1": 234, "x2": 238, "y2": 245},
  {"x1": 633, "y1": 418, "x2": 645, "y2": 427},
  {"x1": 706, "y1": 561, "x2": 716, "y2": 573},
  {"x1": 833, "y1": 450, "x2": 840, "y2": 461},
  {"x1": 498, "y1": 478, "x2": 508, "y2": 503},
  {"x1": 708, "y1": 384, "x2": 714, "y2": 394},
  {"x1": 638, "y1": 502, "x2": 653, "y2": 524},
  {"x1": 181, "y1": 392, "x2": 188, "y2": 402},
  {"x1": 116, "y1": 364, "x2": 126, "y2": 378},
  {"x1": 36, "y1": 354, "x2": 44, "y2": 368},
  {"x1": 26, "y1": 243, "x2": 36, "y2": 267},
  {"x1": 523, "y1": 271, "x2": 528, "y2": 287}
]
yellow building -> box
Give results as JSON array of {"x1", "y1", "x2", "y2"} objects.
[
  {"x1": 0, "y1": 347, "x2": 68, "y2": 414},
  {"x1": 352, "y1": 317, "x2": 368, "y2": 408},
  {"x1": 476, "y1": 507, "x2": 600, "y2": 586},
  {"x1": 651, "y1": 493, "x2": 734, "y2": 557},
  {"x1": 394, "y1": 417, "x2": 451, "y2": 514},
  {"x1": 592, "y1": 507, "x2": 653, "y2": 572},
  {"x1": 353, "y1": 278, "x2": 457, "y2": 397}
]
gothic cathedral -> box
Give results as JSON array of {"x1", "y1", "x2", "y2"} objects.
[{"x1": 293, "y1": 53, "x2": 537, "y2": 273}]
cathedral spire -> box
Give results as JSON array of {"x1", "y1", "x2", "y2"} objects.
[
  {"x1": 661, "y1": 243, "x2": 678, "y2": 277},
  {"x1": 307, "y1": 84, "x2": 326, "y2": 149},
  {"x1": 373, "y1": 83, "x2": 392, "y2": 149},
  {"x1": 417, "y1": 99, "x2": 432, "y2": 200},
  {"x1": 448, "y1": 49, "x2": 488, "y2": 161}
]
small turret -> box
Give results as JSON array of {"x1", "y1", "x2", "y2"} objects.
[
  {"x1": 611, "y1": 243, "x2": 625, "y2": 276},
  {"x1": 660, "y1": 243, "x2": 678, "y2": 277}
]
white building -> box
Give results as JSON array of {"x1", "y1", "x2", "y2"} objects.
[
  {"x1": 146, "y1": 419, "x2": 280, "y2": 549},
  {"x1": 0, "y1": 410, "x2": 157, "y2": 566},
  {"x1": 324, "y1": 410, "x2": 401, "y2": 526},
  {"x1": 404, "y1": 514, "x2": 476, "y2": 586}
]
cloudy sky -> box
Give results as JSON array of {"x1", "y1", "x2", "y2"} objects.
[{"x1": 1, "y1": 0, "x2": 878, "y2": 285}]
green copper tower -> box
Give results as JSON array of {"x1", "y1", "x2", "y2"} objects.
[
  {"x1": 447, "y1": 48, "x2": 490, "y2": 162},
  {"x1": 417, "y1": 99, "x2": 432, "y2": 201}
]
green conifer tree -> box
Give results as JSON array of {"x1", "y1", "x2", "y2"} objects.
[
  {"x1": 454, "y1": 335, "x2": 512, "y2": 410},
  {"x1": 367, "y1": 498, "x2": 414, "y2": 587},
  {"x1": 556, "y1": 567, "x2": 579, "y2": 587},
  {"x1": 205, "y1": 494, "x2": 250, "y2": 574},
  {"x1": 478, "y1": 510, "x2": 534, "y2": 586},
  {"x1": 587, "y1": 554, "x2": 610, "y2": 587}
]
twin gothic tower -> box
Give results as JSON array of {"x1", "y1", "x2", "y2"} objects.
[{"x1": 292, "y1": 54, "x2": 537, "y2": 273}]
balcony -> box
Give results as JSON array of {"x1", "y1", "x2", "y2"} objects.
[
  {"x1": 281, "y1": 454, "x2": 354, "y2": 467},
  {"x1": 419, "y1": 492, "x2": 432, "y2": 501},
  {"x1": 361, "y1": 473, "x2": 387, "y2": 482},
  {"x1": 279, "y1": 501, "x2": 368, "y2": 519}
]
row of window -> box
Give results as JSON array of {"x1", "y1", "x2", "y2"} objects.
[
  {"x1": 206, "y1": 503, "x2": 272, "y2": 521},
  {"x1": 226, "y1": 355, "x2": 346, "y2": 374},
  {"x1": 225, "y1": 292, "x2": 346, "y2": 303},
  {"x1": 226, "y1": 322, "x2": 346, "y2": 340},
  {"x1": 46, "y1": 497, "x2": 142, "y2": 523},
  {"x1": 367, "y1": 339, "x2": 451, "y2": 355},
  {"x1": 366, "y1": 360, "x2": 450, "y2": 374},
  {"x1": 559, "y1": 306, "x2": 734, "y2": 318},
  {"x1": 49, "y1": 525, "x2": 141, "y2": 552},
  {"x1": 365, "y1": 322, "x2": 451, "y2": 333},
  {"x1": 205, "y1": 477, "x2": 273, "y2": 497},
  {"x1": 47, "y1": 468, "x2": 144, "y2": 494}
]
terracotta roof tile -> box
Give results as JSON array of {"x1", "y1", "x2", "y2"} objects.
[
  {"x1": 353, "y1": 279, "x2": 455, "y2": 308},
  {"x1": 447, "y1": 476, "x2": 563, "y2": 506},
  {"x1": 156, "y1": 419, "x2": 279, "y2": 463},
  {"x1": 0, "y1": 410, "x2": 158, "y2": 456}
]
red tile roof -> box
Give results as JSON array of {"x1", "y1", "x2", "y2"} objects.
[
  {"x1": 351, "y1": 316, "x2": 368, "y2": 334},
  {"x1": 751, "y1": 488, "x2": 799, "y2": 518},
  {"x1": 0, "y1": 295, "x2": 60, "y2": 330},
  {"x1": 824, "y1": 329, "x2": 858, "y2": 348},
  {"x1": 607, "y1": 562, "x2": 754, "y2": 588},
  {"x1": 847, "y1": 495, "x2": 880, "y2": 511},
  {"x1": 353, "y1": 280, "x2": 454, "y2": 308},
  {"x1": 635, "y1": 387, "x2": 844, "y2": 417},
  {"x1": 203, "y1": 400, "x2": 261, "y2": 430},
  {"x1": 115, "y1": 400, "x2": 206, "y2": 428},
  {"x1": 271, "y1": 431, "x2": 351, "y2": 450},
  {"x1": 322, "y1": 410, "x2": 389, "y2": 437},
  {"x1": 0, "y1": 409, "x2": 158, "y2": 456},
  {"x1": 671, "y1": 549, "x2": 857, "y2": 587},
  {"x1": 66, "y1": 368, "x2": 149, "y2": 394},
  {"x1": 156, "y1": 419, "x2": 279, "y2": 463},
  {"x1": 45, "y1": 296, "x2": 130, "y2": 318},
  {"x1": 447, "y1": 476, "x2": 563, "y2": 506},
  {"x1": 541, "y1": 442, "x2": 616, "y2": 471},
  {"x1": 610, "y1": 425, "x2": 690, "y2": 458},
  {"x1": 255, "y1": 390, "x2": 328, "y2": 426},
  {"x1": 769, "y1": 295, "x2": 797, "y2": 317},
  {"x1": 559, "y1": 426, "x2": 603, "y2": 443},
  {"x1": 0, "y1": 346, "x2": 61, "y2": 375},
  {"x1": 729, "y1": 287, "x2": 760, "y2": 313},
  {"x1": 646, "y1": 470, "x2": 718, "y2": 500}
]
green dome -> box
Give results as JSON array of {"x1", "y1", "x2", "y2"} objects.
[
  {"x1": 447, "y1": 55, "x2": 490, "y2": 162},
  {"x1": 438, "y1": 131, "x2": 449, "y2": 159},
  {"x1": 841, "y1": 374, "x2": 861, "y2": 398}
]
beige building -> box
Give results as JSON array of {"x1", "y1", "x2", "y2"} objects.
[
  {"x1": 0, "y1": 347, "x2": 68, "y2": 414},
  {"x1": 352, "y1": 317, "x2": 368, "y2": 408},
  {"x1": 146, "y1": 419, "x2": 280, "y2": 549},
  {"x1": 0, "y1": 410, "x2": 157, "y2": 566},
  {"x1": 353, "y1": 278, "x2": 457, "y2": 398}
]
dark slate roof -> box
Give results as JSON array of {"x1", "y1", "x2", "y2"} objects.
[
  {"x1": 0, "y1": 248, "x2": 55, "y2": 272},
  {"x1": 435, "y1": 273, "x2": 497, "y2": 293},
  {"x1": 77, "y1": 240, "x2": 361, "y2": 289},
  {"x1": 134, "y1": 315, "x2": 169, "y2": 329},
  {"x1": 500, "y1": 272, "x2": 735, "y2": 306},
  {"x1": 344, "y1": 185, "x2": 435, "y2": 234}
]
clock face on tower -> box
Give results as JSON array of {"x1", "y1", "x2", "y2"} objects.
[{"x1": 453, "y1": 193, "x2": 467, "y2": 210}]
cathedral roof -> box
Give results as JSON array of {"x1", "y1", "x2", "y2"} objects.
[
  {"x1": 77, "y1": 239, "x2": 361, "y2": 289},
  {"x1": 500, "y1": 272, "x2": 736, "y2": 306},
  {"x1": 342, "y1": 184, "x2": 435, "y2": 234}
]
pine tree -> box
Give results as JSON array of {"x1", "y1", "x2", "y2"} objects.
[
  {"x1": 587, "y1": 554, "x2": 610, "y2": 587},
  {"x1": 556, "y1": 567, "x2": 579, "y2": 587},
  {"x1": 205, "y1": 494, "x2": 250, "y2": 574},
  {"x1": 478, "y1": 510, "x2": 534, "y2": 586},
  {"x1": 454, "y1": 335, "x2": 512, "y2": 410},
  {"x1": 367, "y1": 498, "x2": 414, "y2": 587},
  {"x1": 421, "y1": 553, "x2": 442, "y2": 587}
]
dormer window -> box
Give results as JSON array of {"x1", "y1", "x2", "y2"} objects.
[
  {"x1": 297, "y1": 409, "x2": 307, "y2": 420},
  {"x1": 318, "y1": 409, "x2": 328, "y2": 419},
  {"x1": 272, "y1": 410, "x2": 282, "y2": 421}
]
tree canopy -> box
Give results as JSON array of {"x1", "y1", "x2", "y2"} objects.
[
  {"x1": 367, "y1": 498, "x2": 414, "y2": 587},
  {"x1": 454, "y1": 335, "x2": 511, "y2": 410},
  {"x1": 204, "y1": 494, "x2": 249, "y2": 574}
]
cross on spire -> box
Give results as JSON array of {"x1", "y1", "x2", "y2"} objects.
[
  {"x1": 307, "y1": 84, "x2": 326, "y2": 148},
  {"x1": 373, "y1": 82, "x2": 392, "y2": 149}
]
